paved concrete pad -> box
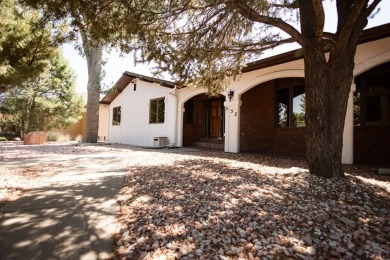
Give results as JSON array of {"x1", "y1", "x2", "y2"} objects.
[{"x1": 0, "y1": 154, "x2": 129, "y2": 260}]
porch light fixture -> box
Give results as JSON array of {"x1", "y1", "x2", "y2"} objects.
[
  {"x1": 131, "y1": 78, "x2": 137, "y2": 91},
  {"x1": 228, "y1": 89, "x2": 234, "y2": 101}
]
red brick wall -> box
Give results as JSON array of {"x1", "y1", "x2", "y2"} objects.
[
  {"x1": 353, "y1": 62, "x2": 390, "y2": 166},
  {"x1": 240, "y1": 80, "x2": 306, "y2": 157}
]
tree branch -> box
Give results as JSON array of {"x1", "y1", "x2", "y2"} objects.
[
  {"x1": 270, "y1": 2, "x2": 299, "y2": 9},
  {"x1": 202, "y1": 37, "x2": 297, "y2": 54},
  {"x1": 311, "y1": 0, "x2": 325, "y2": 40},
  {"x1": 344, "y1": 0, "x2": 368, "y2": 28},
  {"x1": 334, "y1": 0, "x2": 374, "y2": 51},
  {"x1": 366, "y1": 0, "x2": 381, "y2": 18},
  {"x1": 226, "y1": 0, "x2": 304, "y2": 45}
]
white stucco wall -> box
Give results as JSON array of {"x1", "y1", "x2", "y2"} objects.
[
  {"x1": 354, "y1": 38, "x2": 390, "y2": 76},
  {"x1": 108, "y1": 80, "x2": 176, "y2": 146}
]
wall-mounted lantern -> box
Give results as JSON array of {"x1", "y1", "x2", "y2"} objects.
[
  {"x1": 228, "y1": 89, "x2": 234, "y2": 101},
  {"x1": 131, "y1": 78, "x2": 137, "y2": 91}
]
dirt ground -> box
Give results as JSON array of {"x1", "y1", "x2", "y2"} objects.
[{"x1": 1, "y1": 142, "x2": 389, "y2": 259}]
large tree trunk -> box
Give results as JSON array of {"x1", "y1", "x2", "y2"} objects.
[
  {"x1": 81, "y1": 31, "x2": 103, "y2": 143},
  {"x1": 304, "y1": 46, "x2": 356, "y2": 178},
  {"x1": 298, "y1": 0, "x2": 370, "y2": 179}
]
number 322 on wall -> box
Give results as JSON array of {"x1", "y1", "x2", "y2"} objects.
[{"x1": 225, "y1": 107, "x2": 238, "y2": 116}]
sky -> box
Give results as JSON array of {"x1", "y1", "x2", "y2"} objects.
[{"x1": 62, "y1": 1, "x2": 390, "y2": 94}]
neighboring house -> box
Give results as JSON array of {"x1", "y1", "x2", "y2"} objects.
[{"x1": 101, "y1": 23, "x2": 390, "y2": 166}]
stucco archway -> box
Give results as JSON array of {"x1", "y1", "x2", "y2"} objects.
[
  {"x1": 233, "y1": 69, "x2": 305, "y2": 99},
  {"x1": 176, "y1": 88, "x2": 227, "y2": 147}
]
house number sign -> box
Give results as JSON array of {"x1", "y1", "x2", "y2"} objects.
[{"x1": 225, "y1": 107, "x2": 238, "y2": 116}]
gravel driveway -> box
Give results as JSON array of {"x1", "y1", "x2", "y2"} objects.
[{"x1": 1, "y1": 142, "x2": 389, "y2": 259}]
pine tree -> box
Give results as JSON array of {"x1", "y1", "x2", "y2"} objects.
[
  {"x1": 24, "y1": 0, "x2": 118, "y2": 142},
  {"x1": 0, "y1": 0, "x2": 59, "y2": 92},
  {"x1": 0, "y1": 54, "x2": 85, "y2": 137}
]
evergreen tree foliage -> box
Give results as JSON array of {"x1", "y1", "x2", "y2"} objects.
[
  {"x1": 0, "y1": 54, "x2": 85, "y2": 137},
  {"x1": 0, "y1": 0, "x2": 61, "y2": 92},
  {"x1": 24, "y1": 0, "x2": 118, "y2": 143}
]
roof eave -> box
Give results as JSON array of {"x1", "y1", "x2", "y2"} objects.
[{"x1": 244, "y1": 23, "x2": 390, "y2": 73}]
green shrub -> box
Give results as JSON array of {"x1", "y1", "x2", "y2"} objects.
[
  {"x1": 46, "y1": 132, "x2": 70, "y2": 142},
  {"x1": 47, "y1": 132, "x2": 59, "y2": 141},
  {"x1": 0, "y1": 136, "x2": 7, "y2": 141}
]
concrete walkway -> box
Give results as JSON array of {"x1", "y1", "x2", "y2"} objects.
[{"x1": 0, "y1": 152, "x2": 130, "y2": 260}]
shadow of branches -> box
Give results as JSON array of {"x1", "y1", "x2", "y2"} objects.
[{"x1": 115, "y1": 156, "x2": 390, "y2": 259}]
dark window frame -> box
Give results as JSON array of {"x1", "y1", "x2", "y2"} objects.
[
  {"x1": 149, "y1": 97, "x2": 165, "y2": 124},
  {"x1": 112, "y1": 106, "x2": 121, "y2": 126},
  {"x1": 354, "y1": 68, "x2": 390, "y2": 127},
  {"x1": 275, "y1": 78, "x2": 306, "y2": 128}
]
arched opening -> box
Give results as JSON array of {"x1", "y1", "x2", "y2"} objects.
[
  {"x1": 354, "y1": 61, "x2": 390, "y2": 166},
  {"x1": 182, "y1": 93, "x2": 225, "y2": 148},
  {"x1": 240, "y1": 77, "x2": 306, "y2": 157}
]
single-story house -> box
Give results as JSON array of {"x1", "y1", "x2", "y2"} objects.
[{"x1": 100, "y1": 23, "x2": 390, "y2": 166}]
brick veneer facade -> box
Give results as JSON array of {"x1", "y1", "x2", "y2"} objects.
[{"x1": 240, "y1": 79, "x2": 306, "y2": 157}]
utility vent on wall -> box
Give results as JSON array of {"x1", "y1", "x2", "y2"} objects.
[{"x1": 153, "y1": 137, "x2": 169, "y2": 147}]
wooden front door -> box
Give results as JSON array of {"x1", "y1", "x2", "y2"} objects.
[{"x1": 209, "y1": 99, "x2": 223, "y2": 138}]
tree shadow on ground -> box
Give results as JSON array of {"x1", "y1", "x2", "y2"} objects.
[
  {"x1": 114, "y1": 158, "x2": 390, "y2": 259},
  {"x1": 0, "y1": 164, "x2": 124, "y2": 259},
  {"x1": 144, "y1": 146, "x2": 390, "y2": 183}
]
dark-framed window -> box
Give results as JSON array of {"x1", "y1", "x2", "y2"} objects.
[
  {"x1": 184, "y1": 98, "x2": 194, "y2": 124},
  {"x1": 276, "y1": 78, "x2": 306, "y2": 128},
  {"x1": 112, "y1": 106, "x2": 121, "y2": 125},
  {"x1": 149, "y1": 97, "x2": 165, "y2": 124},
  {"x1": 354, "y1": 63, "x2": 390, "y2": 127}
]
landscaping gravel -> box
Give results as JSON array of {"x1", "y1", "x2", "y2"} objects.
[
  {"x1": 1, "y1": 142, "x2": 389, "y2": 259},
  {"x1": 114, "y1": 150, "x2": 390, "y2": 260}
]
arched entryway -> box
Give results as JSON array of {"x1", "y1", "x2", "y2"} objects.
[
  {"x1": 353, "y1": 61, "x2": 390, "y2": 166},
  {"x1": 182, "y1": 94, "x2": 225, "y2": 149},
  {"x1": 240, "y1": 77, "x2": 306, "y2": 157}
]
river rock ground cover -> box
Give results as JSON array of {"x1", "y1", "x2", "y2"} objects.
[
  {"x1": 114, "y1": 149, "x2": 390, "y2": 260},
  {"x1": 0, "y1": 142, "x2": 389, "y2": 259}
]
